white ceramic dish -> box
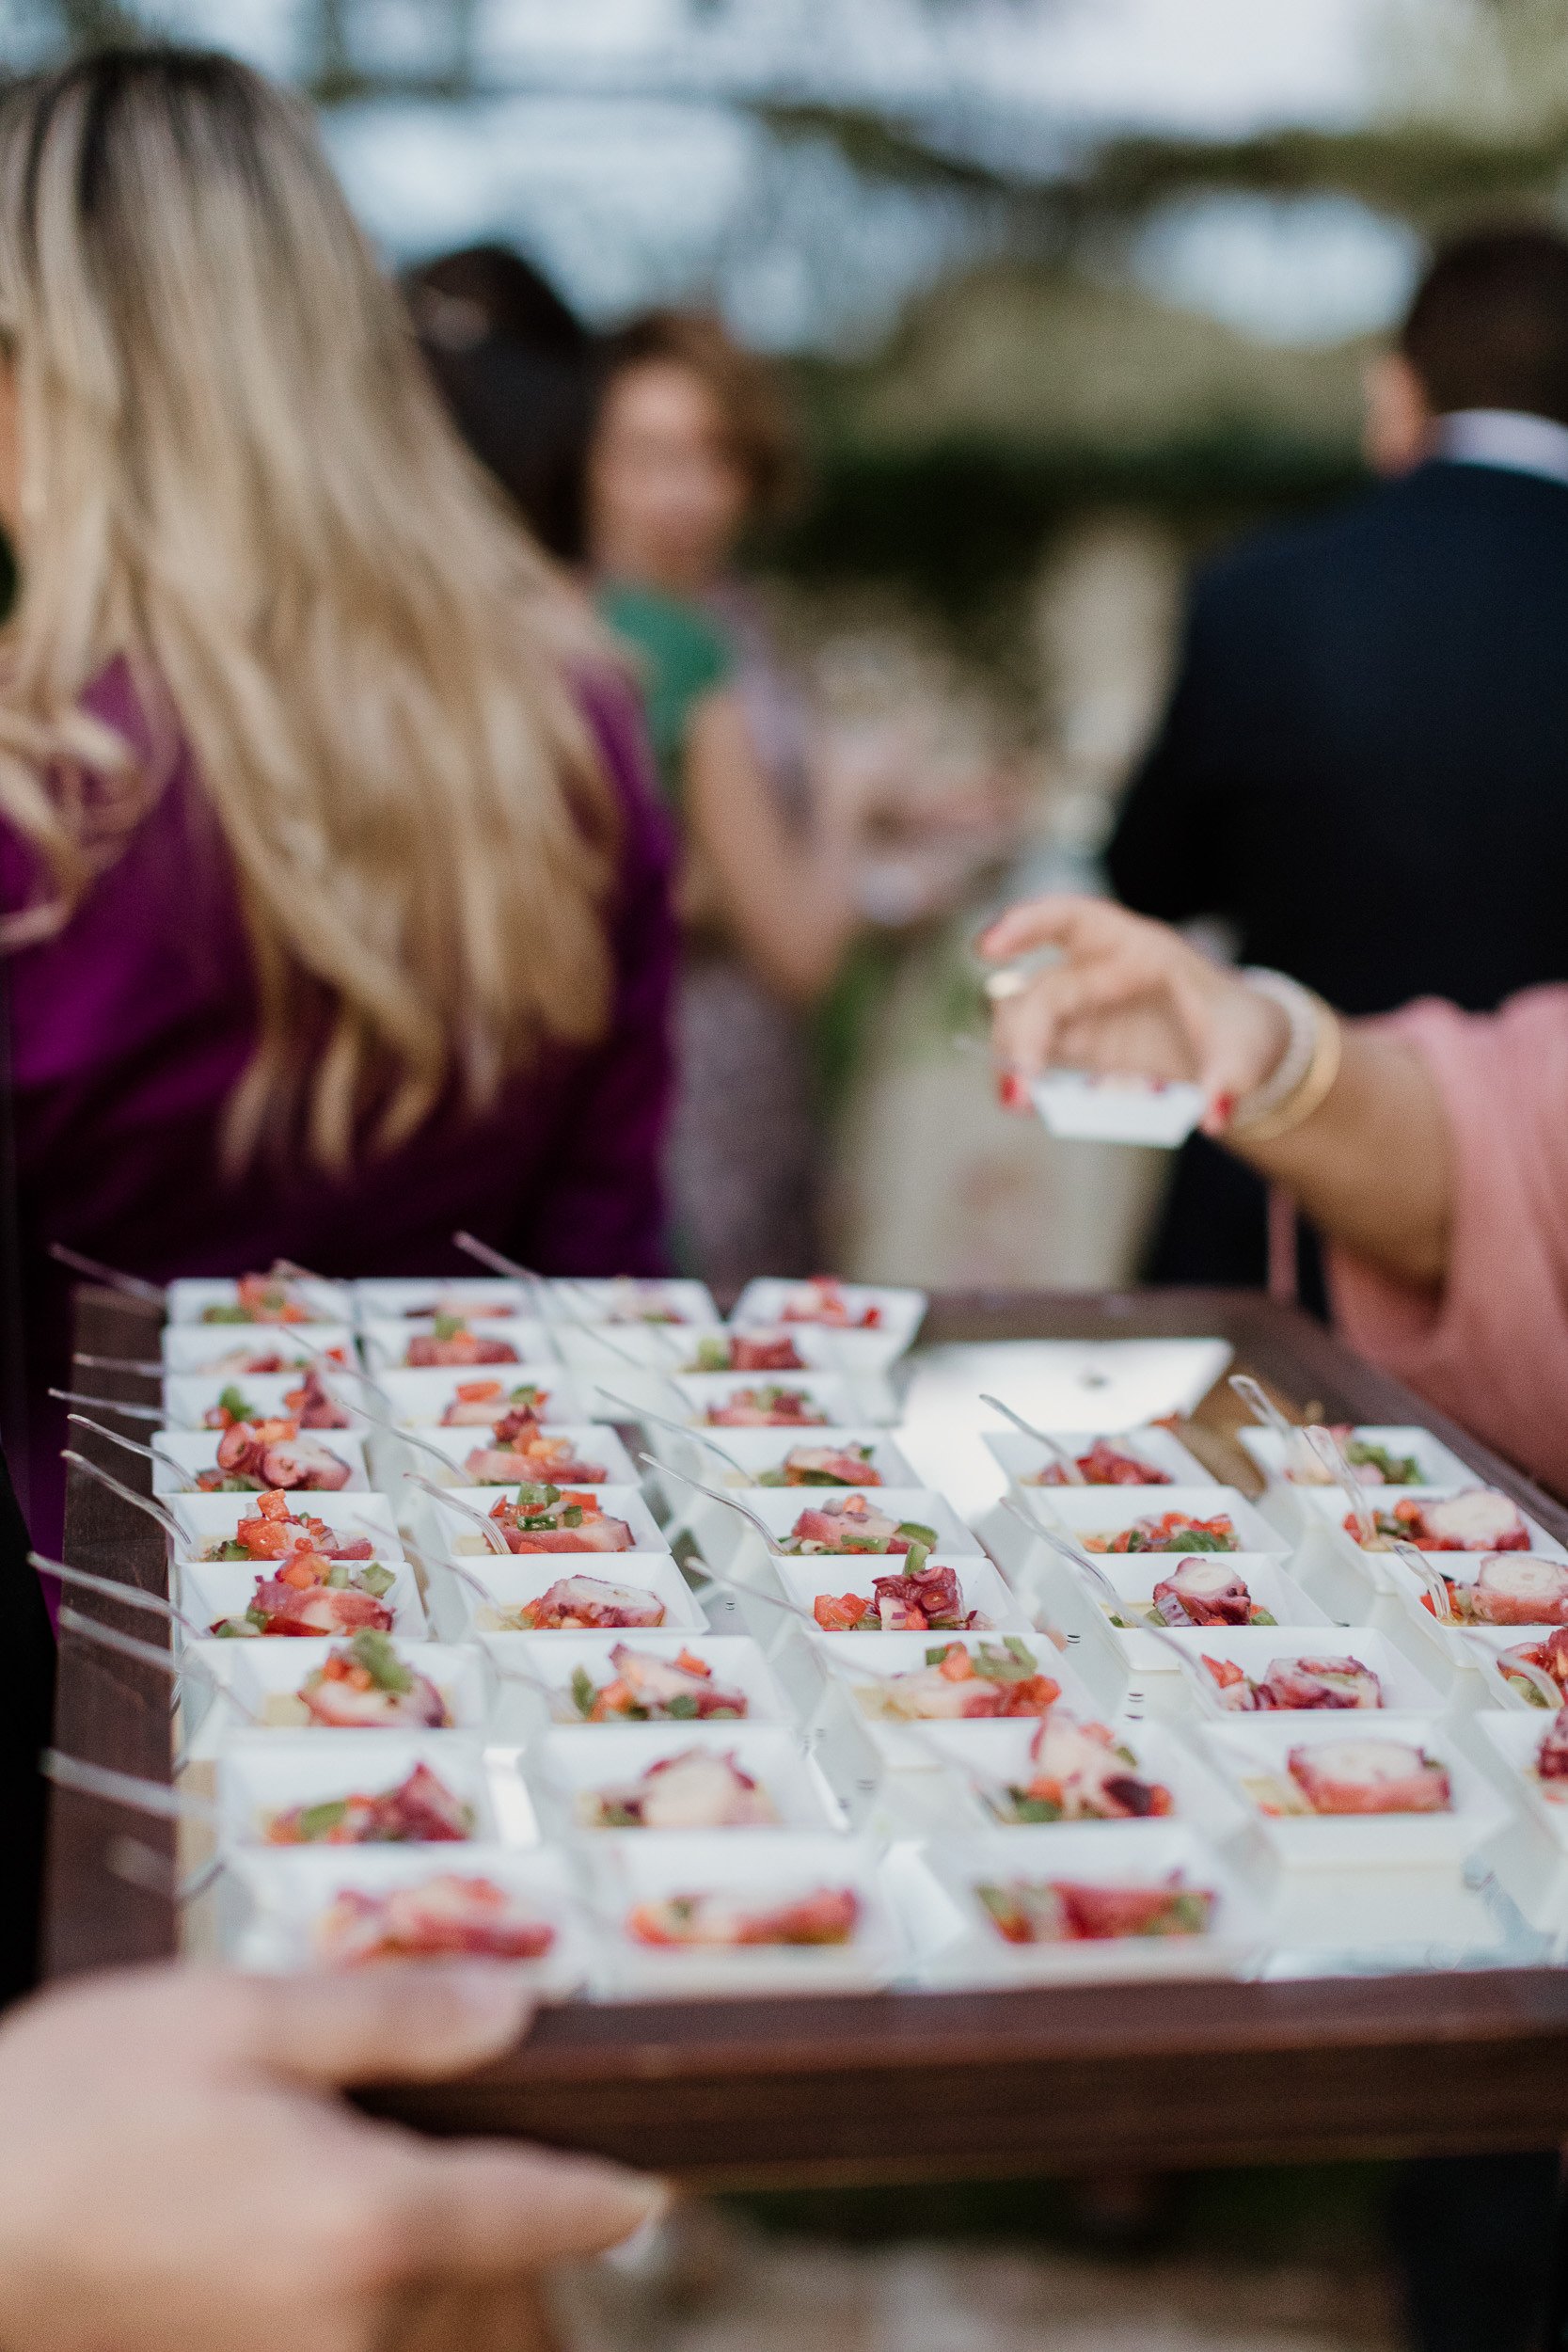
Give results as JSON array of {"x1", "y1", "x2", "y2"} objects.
[
  {"x1": 185, "y1": 1639, "x2": 488, "y2": 1755},
  {"x1": 583, "y1": 1831, "x2": 900, "y2": 1998},
  {"x1": 230, "y1": 1843, "x2": 586, "y2": 1993},
  {"x1": 554, "y1": 1321, "x2": 863, "y2": 1378},
  {"x1": 160, "y1": 1325, "x2": 356, "y2": 1375},
  {"x1": 715, "y1": 1485, "x2": 981, "y2": 1567},
  {"x1": 1146, "y1": 1625, "x2": 1449, "y2": 1719},
  {"x1": 637, "y1": 1370, "x2": 880, "y2": 1433},
  {"x1": 665, "y1": 1424, "x2": 917, "y2": 1490},
  {"x1": 907, "y1": 1820, "x2": 1262, "y2": 1987},
  {"x1": 150, "y1": 1427, "x2": 370, "y2": 1495},
  {"x1": 161, "y1": 1372, "x2": 368, "y2": 1433},
  {"x1": 166, "y1": 1275, "x2": 355, "y2": 1327},
  {"x1": 365, "y1": 1419, "x2": 638, "y2": 1491},
  {"x1": 478, "y1": 1629, "x2": 793, "y2": 1730},
  {"x1": 728, "y1": 1279, "x2": 926, "y2": 1375},
  {"x1": 808, "y1": 1628, "x2": 1097, "y2": 1768},
  {"x1": 1373, "y1": 1549, "x2": 1568, "y2": 1674},
  {"x1": 1293, "y1": 1483, "x2": 1567, "y2": 1564},
  {"x1": 1025, "y1": 1549, "x2": 1331, "y2": 1687},
  {"x1": 1239, "y1": 1424, "x2": 1471, "y2": 1494},
  {"x1": 365, "y1": 1365, "x2": 607, "y2": 1428},
  {"x1": 359, "y1": 1316, "x2": 555, "y2": 1374},
  {"x1": 1199, "y1": 1712, "x2": 1506, "y2": 1868},
  {"x1": 437, "y1": 1551, "x2": 707, "y2": 1641},
  {"x1": 214, "y1": 1731, "x2": 500, "y2": 1848},
  {"x1": 1471, "y1": 1708, "x2": 1568, "y2": 1845},
  {"x1": 546, "y1": 1277, "x2": 719, "y2": 1328},
  {"x1": 352, "y1": 1278, "x2": 534, "y2": 1325},
  {"x1": 982, "y1": 1423, "x2": 1209, "y2": 1493},
  {"x1": 1022, "y1": 1482, "x2": 1285, "y2": 1558},
  {"x1": 752, "y1": 1552, "x2": 1029, "y2": 1643},
  {"x1": 408, "y1": 1482, "x2": 667, "y2": 1563},
  {"x1": 1031, "y1": 1072, "x2": 1205, "y2": 1148},
  {"x1": 177, "y1": 1557, "x2": 426, "y2": 1643},
  {"x1": 529, "y1": 1722, "x2": 840, "y2": 1836},
  {"x1": 894, "y1": 1710, "x2": 1226, "y2": 1831},
  {"x1": 168, "y1": 1489, "x2": 404, "y2": 1565}
]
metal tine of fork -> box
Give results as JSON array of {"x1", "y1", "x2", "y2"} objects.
[
  {"x1": 1306, "y1": 1423, "x2": 1379, "y2": 1546},
  {"x1": 51, "y1": 1388, "x2": 166, "y2": 1423},
  {"x1": 66, "y1": 1412, "x2": 196, "y2": 1490},
  {"x1": 49, "y1": 1241, "x2": 167, "y2": 1306},
  {"x1": 998, "y1": 1494, "x2": 1127, "y2": 1615},
  {"x1": 61, "y1": 1449, "x2": 184, "y2": 1543},
  {"x1": 402, "y1": 1470, "x2": 511, "y2": 1555},
  {"x1": 74, "y1": 1351, "x2": 165, "y2": 1377},
  {"x1": 599, "y1": 1391, "x2": 753, "y2": 1484},
  {"x1": 980, "y1": 1392, "x2": 1085, "y2": 1484},
  {"x1": 58, "y1": 1605, "x2": 260, "y2": 1723},
  {"x1": 41, "y1": 1747, "x2": 219, "y2": 1825},
  {"x1": 31, "y1": 1552, "x2": 207, "y2": 1643},
  {"x1": 639, "y1": 1453, "x2": 785, "y2": 1554}
]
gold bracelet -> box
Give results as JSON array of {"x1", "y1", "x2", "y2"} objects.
[{"x1": 1227, "y1": 993, "x2": 1343, "y2": 1145}]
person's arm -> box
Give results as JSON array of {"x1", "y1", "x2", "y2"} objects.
[
  {"x1": 683, "y1": 688, "x2": 858, "y2": 1004},
  {"x1": 0, "y1": 1963, "x2": 664, "y2": 2352},
  {"x1": 981, "y1": 893, "x2": 1451, "y2": 1291}
]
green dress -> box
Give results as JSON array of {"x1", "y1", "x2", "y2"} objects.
[{"x1": 596, "y1": 580, "x2": 732, "y2": 804}]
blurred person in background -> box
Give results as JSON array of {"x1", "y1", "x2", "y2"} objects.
[
  {"x1": 984, "y1": 887, "x2": 1568, "y2": 2352},
  {"x1": 0, "y1": 55, "x2": 676, "y2": 1554},
  {"x1": 1107, "y1": 223, "x2": 1568, "y2": 1311}
]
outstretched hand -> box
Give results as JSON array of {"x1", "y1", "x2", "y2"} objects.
[
  {"x1": 0, "y1": 1963, "x2": 667, "y2": 2352},
  {"x1": 977, "y1": 894, "x2": 1287, "y2": 1137}
]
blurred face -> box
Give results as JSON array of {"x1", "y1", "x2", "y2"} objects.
[{"x1": 588, "y1": 358, "x2": 752, "y2": 594}]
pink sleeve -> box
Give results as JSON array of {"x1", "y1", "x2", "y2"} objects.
[{"x1": 1327, "y1": 986, "x2": 1568, "y2": 1491}]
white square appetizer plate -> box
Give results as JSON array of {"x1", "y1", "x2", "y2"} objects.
[
  {"x1": 150, "y1": 1427, "x2": 370, "y2": 1495},
  {"x1": 214, "y1": 1730, "x2": 499, "y2": 1849},
  {"x1": 1147, "y1": 1625, "x2": 1448, "y2": 1719},
  {"x1": 167, "y1": 1489, "x2": 404, "y2": 1565},
  {"x1": 982, "y1": 1423, "x2": 1209, "y2": 1493},
  {"x1": 584, "y1": 1831, "x2": 901, "y2": 1999},
  {"x1": 1026, "y1": 1549, "x2": 1331, "y2": 1684},
  {"x1": 908, "y1": 1820, "x2": 1262, "y2": 1988},
  {"x1": 1294, "y1": 1484, "x2": 1566, "y2": 1564},
  {"x1": 160, "y1": 1325, "x2": 356, "y2": 1375},
  {"x1": 166, "y1": 1275, "x2": 355, "y2": 1327},
  {"x1": 230, "y1": 1844, "x2": 586, "y2": 1994},
  {"x1": 1471, "y1": 1708, "x2": 1568, "y2": 1844},
  {"x1": 1022, "y1": 1482, "x2": 1285, "y2": 1558},
  {"x1": 161, "y1": 1372, "x2": 362, "y2": 1432},
  {"x1": 1238, "y1": 1424, "x2": 1471, "y2": 1493},
  {"x1": 891, "y1": 1709, "x2": 1228, "y2": 1834},
  {"x1": 359, "y1": 1316, "x2": 554, "y2": 1374},
  {"x1": 754, "y1": 1552, "x2": 1029, "y2": 1642},
  {"x1": 184, "y1": 1639, "x2": 488, "y2": 1756},
  {"x1": 352, "y1": 1278, "x2": 534, "y2": 1324},
  {"x1": 673, "y1": 1425, "x2": 917, "y2": 1489},
  {"x1": 366, "y1": 1419, "x2": 637, "y2": 1491},
  {"x1": 478, "y1": 1629, "x2": 792, "y2": 1728},
  {"x1": 439, "y1": 1551, "x2": 706, "y2": 1640},
  {"x1": 549, "y1": 1277, "x2": 719, "y2": 1327},
  {"x1": 725, "y1": 1281, "x2": 924, "y2": 1376},
  {"x1": 650, "y1": 1370, "x2": 879, "y2": 1432},
  {"x1": 1198, "y1": 1713, "x2": 1506, "y2": 1868},
  {"x1": 177, "y1": 1556, "x2": 426, "y2": 1644},
  {"x1": 366, "y1": 1366, "x2": 605, "y2": 1428},
  {"x1": 723, "y1": 1485, "x2": 982, "y2": 1563},
  {"x1": 809, "y1": 1629, "x2": 1097, "y2": 1767},
  {"x1": 408, "y1": 1482, "x2": 667, "y2": 1562},
  {"x1": 529, "y1": 1722, "x2": 840, "y2": 1836}
]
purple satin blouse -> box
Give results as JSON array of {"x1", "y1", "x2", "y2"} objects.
[{"x1": 2, "y1": 660, "x2": 676, "y2": 1546}]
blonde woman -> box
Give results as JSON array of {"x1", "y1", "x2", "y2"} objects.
[{"x1": 0, "y1": 50, "x2": 675, "y2": 1549}]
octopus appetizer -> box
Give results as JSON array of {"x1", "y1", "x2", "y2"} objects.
[
  {"x1": 264, "y1": 1761, "x2": 474, "y2": 1845},
  {"x1": 462, "y1": 1416, "x2": 607, "y2": 1486},
  {"x1": 1148, "y1": 1558, "x2": 1272, "y2": 1629},
  {"x1": 992, "y1": 1714, "x2": 1173, "y2": 1824},
  {"x1": 705, "y1": 1385, "x2": 830, "y2": 1429},
  {"x1": 626, "y1": 1885, "x2": 859, "y2": 1947},
  {"x1": 1418, "y1": 1553, "x2": 1568, "y2": 1627},
  {"x1": 195, "y1": 1420, "x2": 352, "y2": 1494},
  {"x1": 1533, "y1": 1709, "x2": 1568, "y2": 1801},
  {"x1": 438, "y1": 1380, "x2": 549, "y2": 1428},
  {"x1": 1085, "y1": 1511, "x2": 1239, "y2": 1555},
  {"x1": 316, "y1": 1874, "x2": 556, "y2": 1965},
  {"x1": 201, "y1": 1491, "x2": 375, "y2": 1565},
  {"x1": 687, "y1": 1330, "x2": 805, "y2": 1375},
  {"x1": 1030, "y1": 1439, "x2": 1172, "y2": 1487},
  {"x1": 567, "y1": 1644, "x2": 748, "y2": 1724},
  {"x1": 482, "y1": 1573, "x2": 666, "y2": 1634},
  {"x1": 811, "y1": 1560, "x2": 984, "y2": 1634},
  {"x1": 854, "y1": 1637, "x2": 1061, "y2": 1721},
  {"x1": 485, "y1": 1484, "x2": 635, "y2": 1554},
  {"x1": 977, "y1": 1874, "x2": 1214, "y2": 1946},
  {"x1": 779, "y1": 1277, "x2": 882, "y2": 1330},
  {"x1": 296, "y1": 1631, "x2": 451, "y2": 1729},
  {"x1": 781, "y1": 1494, "x2": 938, "y2": 1558},
  {"x1": 1202, "y1": 1654, "x2": 1383, "y2": 1711},
  {"x1": 578, "y1": 1747, "x2": 779, "y2": 1831},
  {"x1": 199, "y1": 1268, "x2": 314, "y2": 1326},
  {"x1": 759, "y1": 1443, "x2": 881, "y2": 1487},
  {"x1": 1287, "y1": 1429, "x2": 1422, "y2": 1486},
  {"x1": 1263, "y1": 1738, "x2": 1451, "y2": 1818},
  {"x1": 209, "y1": 1552, "x2": 397, "y2": 1639},
  {"x1": 404, "y1": 1315, "x2": 521, "y2": 1369},
  {"x1": 1345, "y1": 1490, "x2": 1529, "y2": 1552},
  {"x1": 1499, "y1": 1627, "x2": 1568, "y2": 1704}
]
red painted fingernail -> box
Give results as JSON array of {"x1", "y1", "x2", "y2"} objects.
[
  {"x1": 1211, "y1": 1091, "x2": 1236, "y2": 1127},
  {"x1": 998, "y1": 1073, "x2": 1027, "y2": 1111}
]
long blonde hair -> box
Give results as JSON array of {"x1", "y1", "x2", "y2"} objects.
[{"x1": 0, "y1": 47, "x2": 618, "y2": 1170}]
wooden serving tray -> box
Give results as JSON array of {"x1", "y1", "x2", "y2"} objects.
[{"x1": 45, "y1": 1284, "x2": 1568, "y2": 2187}]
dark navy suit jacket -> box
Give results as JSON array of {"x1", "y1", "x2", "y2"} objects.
[{"x1": 1107, "y1": 457, "x2": 1568, "y2": 1289}]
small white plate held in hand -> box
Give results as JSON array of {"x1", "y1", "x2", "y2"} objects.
[{"x1": 1031, "y1": 1072, "x2": 1205, "y2": 1149}]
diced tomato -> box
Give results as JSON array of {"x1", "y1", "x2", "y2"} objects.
[
  {"x1": 813, "y1": 1593, "x2": 870, "y2": 1631},
  {"x1": 674, "y1": 1648, "x2": 712, "y2": 1678},
  {"x1": 1203, "y1": 1655, "x2": 1247, "y2": 1690},
  {"x1": 938, "y1": 1645, "x2": 974, "y2": 1681},
  {"x1": 256, "y1": 1491, "x2": 291, "y2": 1520},
  {"x1": 456, "y1": 1379, "x2": 503, "y2": 1402}
]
